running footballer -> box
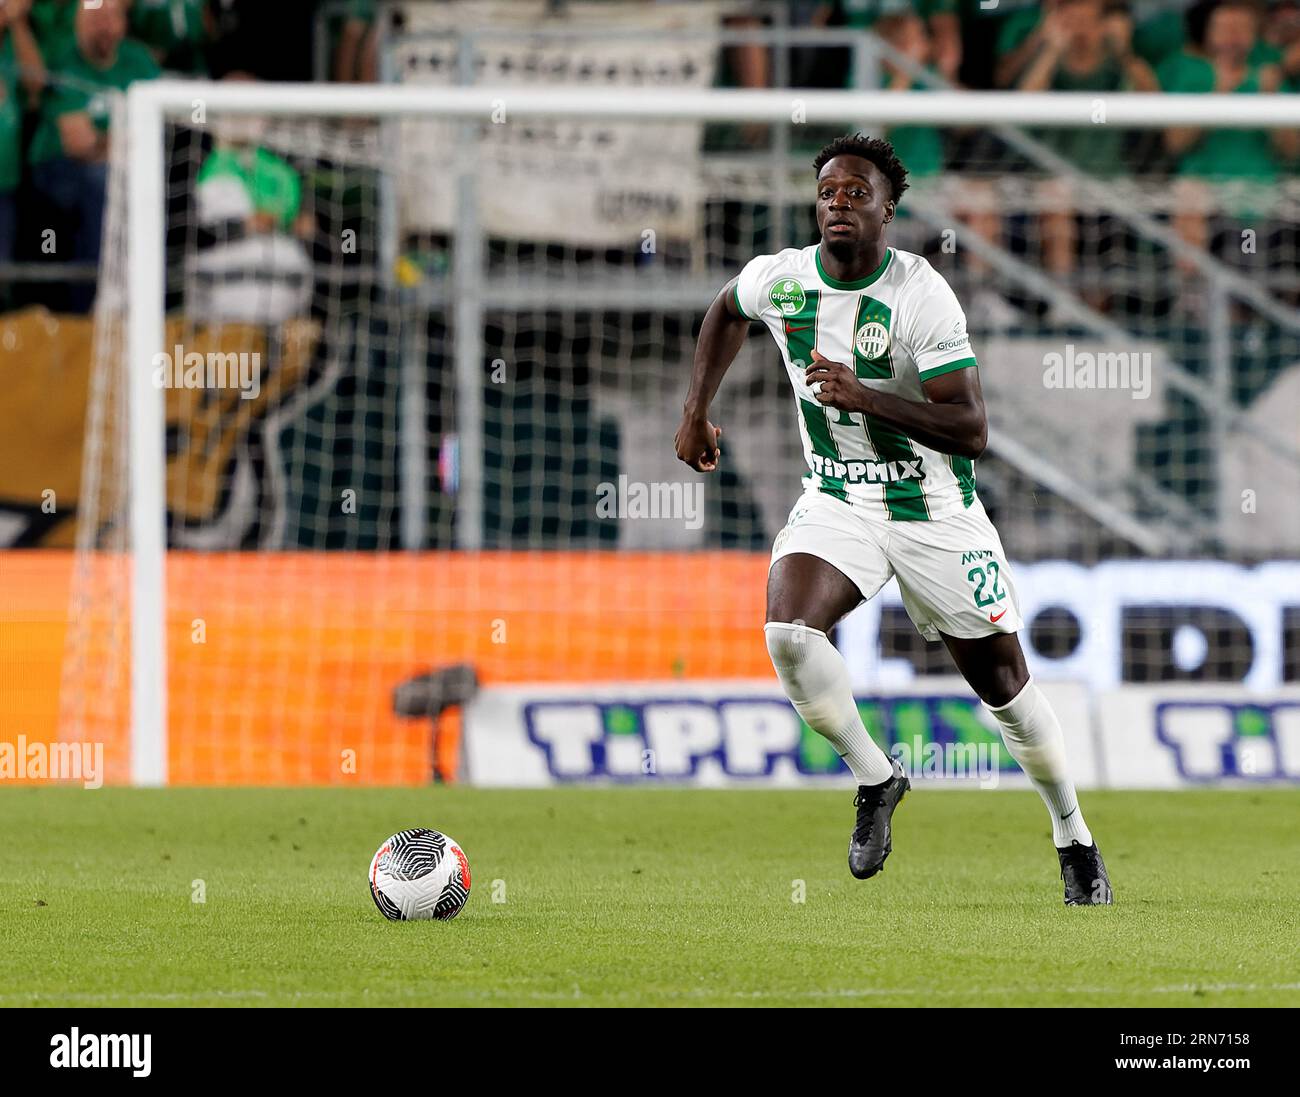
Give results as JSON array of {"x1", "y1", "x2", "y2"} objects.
[{"x1": 675, "y1": 134, "x2": 1113, "y2": 906}]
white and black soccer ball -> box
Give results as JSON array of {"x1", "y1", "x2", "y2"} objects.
[{"x1": 368, "y1": 829, "x2": 471, "y2": 921}]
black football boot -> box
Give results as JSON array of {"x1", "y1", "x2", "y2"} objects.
[
  {"x1": 848, "y1": 757, "x2": 910, "y2": 880},
  {"x1": 1057, "y1": 840, "x2": 1114, "y2": 905}
]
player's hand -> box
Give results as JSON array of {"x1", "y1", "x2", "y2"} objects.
[
  {"x1": 806, "y1": 352, "x2": 870, "y2": 414},
  {"x1": 674, "y1": 414, "x2": 723, "y2": 472}
]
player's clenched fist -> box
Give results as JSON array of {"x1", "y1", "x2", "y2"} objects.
[
  {"x1": 674, "y1": 414, "x2": 723, "y2": 472},
  {"x1": 805, "y1": 351, "x2": 870, "y2": 414}
]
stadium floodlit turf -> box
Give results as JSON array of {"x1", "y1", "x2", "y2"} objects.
[{"x1": 1, "y1": 787, "x2": 1297, "y2": 1007}]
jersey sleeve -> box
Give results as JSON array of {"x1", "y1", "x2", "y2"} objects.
[
  {"x1": 732, "y1": 253, "x2": 777, "y2": 321},
  {"x1": 905, "y1": 265, "x2": 978, "y2": 382}
]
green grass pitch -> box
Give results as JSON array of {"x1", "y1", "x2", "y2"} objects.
[{"x1": 2, "y1": 786, "x2": 1297, "y2": 1007}]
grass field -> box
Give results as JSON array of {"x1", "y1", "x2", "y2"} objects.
[{"x1": 1, "y1": 786, "x2": 1297, "y2": 1007}]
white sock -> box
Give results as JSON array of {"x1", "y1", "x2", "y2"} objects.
[
  {"x1": 985, "y1": 678, "x2": 1093, "y2": 848},
  {"x1": 764, "y1": 622, "x2": 895, "y2": 786}
]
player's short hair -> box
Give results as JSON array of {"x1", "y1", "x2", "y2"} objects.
[{"x1": 812, "y1": 134, "x2": 909, "y2": 205}]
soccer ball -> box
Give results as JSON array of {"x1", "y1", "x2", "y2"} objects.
[{"x1": 368, "y1": 828, "x2": 471, "y2": 921}]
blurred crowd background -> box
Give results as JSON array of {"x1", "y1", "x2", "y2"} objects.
[
  {"x1": 0, "y1": 0, "x2": 1296, "y2": 313},
  {"x1": 1, "y1": 0, "x2": 1297, "y2": 569}
]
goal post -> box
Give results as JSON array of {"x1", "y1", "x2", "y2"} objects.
[{"x1": 94, "y1": 79, "x2": 1300, "y2": 786}]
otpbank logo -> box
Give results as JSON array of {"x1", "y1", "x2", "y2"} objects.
[{"x1": 769, "y1": 279, "x2": 807, "y2": 315}]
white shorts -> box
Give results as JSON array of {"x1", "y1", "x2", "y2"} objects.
[{"x1": 770, "y1": 490, "x2": 1025, "y2": 642}]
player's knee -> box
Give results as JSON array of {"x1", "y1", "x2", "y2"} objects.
[
  {"x1": 982, "y1": 665, "x2": 1029, "y2": 708},
  {"x1": 764, "y1": 621, "x2": 827, "y2": 673},
  {"x1": 764, "y1": 622, "x2": 844, "y2": 724}
]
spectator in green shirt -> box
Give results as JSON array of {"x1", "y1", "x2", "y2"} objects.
[
  {"x1": 130, "y1": 0, "x2": 208, "y2": 75},
  {"x1": 876, "y1": 13, "x2": 945, "y2": 179},
  {"x1": 874, "y1": 11, "x2": 1022, "y2": 325},
  {"x1": 185, "y1": 110, "x2": 315, "y2": 324},
  {"x1": 0, "y1": 0, "x2": 47, "y2": 264},
  {"x1": 961, "y1": 0, "x2": 1041, "y2": 87},
  {"x1": 1129, "y1": 0, "x2": 1285, "y2": 68},
  {"x1": 1160, "y1": 0, "x2": 1297, "y2": 266},
  {"x1": 1014, "y1": 0, "x2": 1158, "y2": 289},
  {"x1": 1262, "y1": 0, "x2": 1300, "y2": 88},
  {"x1": 1130, "y1": 0, "x2": 1197, "y2": 67},
  {"x1": 837, "y1": 0, "x2": 963, "y2": 81},
  {"x1": 28, "y1": 0, "x2": 77, "y2": 58},
  {"x1": 29, "y1": 0, "x2": 159, "y2": 308},
  {"x1": 997, "y1": 0, "x2": 1151, "y2": 86}
]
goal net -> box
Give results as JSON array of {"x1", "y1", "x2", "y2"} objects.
[{"x1": 61, "y1": 78, "x2": 1300, "y2": 785}]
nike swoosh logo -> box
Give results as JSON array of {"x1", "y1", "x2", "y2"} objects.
[
  {"x1": 786, "y1": 323, "x2": 812, "y2": 332},
  {"x1": 990, "y1": 608, "x2": 1007, "y2": 623},
  {"x1": 1060, "y1": 805, "x2": 1078, "y2": 821}
]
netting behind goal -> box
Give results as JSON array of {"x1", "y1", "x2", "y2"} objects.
[{"x1": 60, "y1": 86, "x2": 1300, "y2": 784}]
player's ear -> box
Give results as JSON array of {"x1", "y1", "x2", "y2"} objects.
[{"x1": 883, "y1": 201, "x2": 896, "y2": 225}]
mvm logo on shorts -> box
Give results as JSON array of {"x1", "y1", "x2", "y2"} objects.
[{"x1": 810, "y1": 453, "x2": 924, "y2": 484}]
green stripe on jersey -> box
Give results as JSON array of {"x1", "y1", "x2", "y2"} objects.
[
  {"x1": 848, "y1": 293, "x2": 927, "y2": 519},
  {"x1": 782, "y1": 287, "x2": 820, "y2": 372},
  {"x1": 852, "y1": 295, "x2": 893, "y2": 381},
  {"x1": 731, "y1": 282, "x2": 751, "y2": 320},
  {"x1": 784, "y1": 289, "x2": 844, "y2": 494},
  {"x1": 862, "y1": 416, "x2": 930, "y2": 520},
  {"x1": 949, "y1": 455, "x2": 976, "y2": 507},
  {"x1": 919, "y1": 356, "x2": 977, "y2": 382}
]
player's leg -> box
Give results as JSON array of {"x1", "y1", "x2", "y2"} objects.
[
  {"x1": 766, "y1": 552, "x2": 908, "y2": 879},
  {"x1": 764, "y1": 494, "x2": 909, "y2": 879},
  {"x1": 765, "y1": 552, "x2": 893, "y2": 787},
  {"x1": 940, "y1": 630, "x2": 1091, "y2": 844},
  {"x1": 940, "y1": 630, "x2": 1113, "y2": 905},
  {"x1": 887, "y1": 504, "x2": 1112, "y2": 903}
]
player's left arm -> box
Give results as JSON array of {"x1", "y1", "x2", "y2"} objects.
[{"x1": 805, "y1": 352, "x2": 986, "y2": 459}]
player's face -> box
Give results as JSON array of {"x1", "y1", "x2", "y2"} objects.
[{"x1": 815, "y1": 157, "x2": 894, "y2": 257}]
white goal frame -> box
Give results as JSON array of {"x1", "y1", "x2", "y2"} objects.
[{"x1": 121, "y1": 80, "x2": 1300, "y2": 785}]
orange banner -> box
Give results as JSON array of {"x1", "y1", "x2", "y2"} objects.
[{"x1": 1, "y1": 550, "x2": 772, "y2": 785}]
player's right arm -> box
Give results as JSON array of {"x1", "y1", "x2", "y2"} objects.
[{"x1": 675, "y1": 276, "x2": 751, "y2": 473}]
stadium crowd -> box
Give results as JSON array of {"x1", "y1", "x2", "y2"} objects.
[
  {"x1": 0, "y1": 0, "x2": 1295, "y2": 312},
  {"x1": 0, "y1": 0, "x2": 375, "y2": 310}
]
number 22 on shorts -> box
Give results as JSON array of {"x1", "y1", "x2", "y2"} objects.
[{"x1": 966, "y1": 562, "x2": 1007, "y2": 615}]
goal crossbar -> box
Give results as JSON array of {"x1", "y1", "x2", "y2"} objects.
[{"x1": 129, "y1": 81, "x2": 1300, "y2": 126}]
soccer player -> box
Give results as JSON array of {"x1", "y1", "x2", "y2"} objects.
[{"x1": 675, "y1": 134, "x2": 1113, "y2": 906}]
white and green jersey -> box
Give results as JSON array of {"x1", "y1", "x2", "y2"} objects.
[{"x1": 734, "y1": 243, "x2": 979, "y2": 522}]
